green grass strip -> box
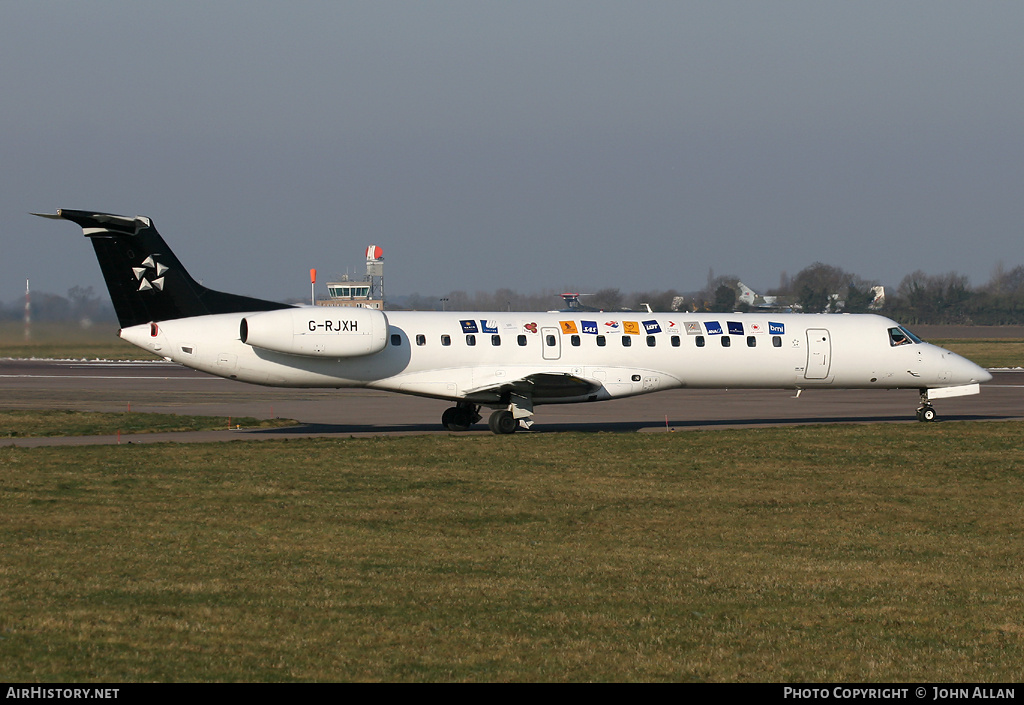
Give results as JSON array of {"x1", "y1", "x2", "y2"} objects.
[{"x1": 2, "y1": 422, "x2": 1022, "y2": 681}]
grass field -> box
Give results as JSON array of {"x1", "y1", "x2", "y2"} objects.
[
  {"x1": 930, "y1": 339, "x2": 1024, "y2": 369},
  {"x1": 2, "y1": 423, "x2": 1022, "y2": 682},
  {"x1": 0, "y1": 322, "x2": 156, "y2": 360},
  {"x1": 0, "y1": 410, "x2": 297, "y2": 437}
]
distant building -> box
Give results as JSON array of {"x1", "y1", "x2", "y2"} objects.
[{"x1": 316, "y1": 245, "x2": 385, "y2": 310}]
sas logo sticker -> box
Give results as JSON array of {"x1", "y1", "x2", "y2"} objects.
[
  {"x1": 581, "y1": 320, "x2": 598, "y2": 334},
  {"x1": 769, "y1": 321, "x2": 785, "y2": 335}
]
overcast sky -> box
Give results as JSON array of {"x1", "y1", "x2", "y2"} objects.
[{"x1": 4, "y1": 1, "x2": 1023, "y2": 306}]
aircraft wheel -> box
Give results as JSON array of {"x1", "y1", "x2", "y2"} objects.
[
  {"x1": 488, "y1": 409, "x2": 518, "y2": 435},
  {"x1": 921, "y1": 406, "x2": 937, "y2": 422},
  {"x1": 442, "y1": 406, "x2": 472, "y2": 431}
]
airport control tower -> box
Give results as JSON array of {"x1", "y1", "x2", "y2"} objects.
[{"x1": 317, "y1": 245, "x2": 385, "y2": 310}]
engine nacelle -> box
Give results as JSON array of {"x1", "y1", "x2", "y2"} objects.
[{"x1": 240, "y1": 307, "x2": 388, "y2": 358}]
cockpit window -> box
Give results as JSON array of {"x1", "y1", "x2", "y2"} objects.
[
  {"x1": 901, "y1": 326, "x2": 923, "y2": 344},
  {"x1": 888, "y1": 327, "x2": 921, "y2": 346}
]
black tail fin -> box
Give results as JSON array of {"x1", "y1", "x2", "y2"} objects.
[{"x1": 34, "y1": 209, "x2": 290, "y2": 328}]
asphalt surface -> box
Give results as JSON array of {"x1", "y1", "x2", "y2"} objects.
[{"x1": 2, "y1": 358, "x2": 1021, "y2": 446}]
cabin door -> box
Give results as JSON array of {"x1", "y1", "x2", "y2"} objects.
[
  {"x1": 541, "y1": 327, "x2": 561, "y2": 360},
  {"x1": 804, "y1": 329, "x2": 832, "y2": 380}
]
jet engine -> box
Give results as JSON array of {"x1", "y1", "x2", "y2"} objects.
[{"x1": 240, "y1": 307, "x2": 388, "y2": 358}]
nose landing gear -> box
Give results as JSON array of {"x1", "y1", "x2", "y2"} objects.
[{"x1": 916, "y1": 391, "x2": 937, "y2": 422}]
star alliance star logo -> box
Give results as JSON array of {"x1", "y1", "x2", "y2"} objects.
[{"x1": 132, "y1": 255, "x2": 169, "y2": 292}]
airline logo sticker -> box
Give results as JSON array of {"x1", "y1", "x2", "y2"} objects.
[
  {"x1": 623, "y1": 321, "x2": 641, "y2": 335},
  {"x1": 502, "y1": 321, "x2": 518, "y2": 332},
  {"x1": 603, "y1": 321, "x2": 622, "y2": 333},
  {"x1": 524, "y1": 322, "x2": 538, "y2": 333},
  {"x1": 460, "y1": 320, "x2": 479, "y2": 334},
  {"x1": 480, "y1": 320, "x2": 498, "y2": 334},
  {"x1": 666, "y1": 320, "x2": 679, "y2": 331},
  {"x1": 132, "y1": 254, "x2": 169, "y2": 292},
  {"x1": 581, "y1": 320, "x2": 599, "y2": 334},
  {"x1": 749, "y1": 322, "x2": 765, "y2": 334},
  {"x1": 704, "y1": 321, "x2": 723, "y2": 335},
  {"x1": 560, "y1": 321, "x2": 579, "y2": 335},
  {"x1": 769, "y1": 321, "x2": 785, "y2": 335},
  {"x1": 643, "y1": 320, "x2": 662, "y2": 334},
  {"x1": 684, "y1": 321, "x2": 702, "y2": 335},
  {"x1": 727, "y1": 321, "x2": 744, "y2": 336}
]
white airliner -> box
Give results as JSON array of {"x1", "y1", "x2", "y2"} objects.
[{"x1": 36, "y1": 209, "x2": 992, "y2": 433}]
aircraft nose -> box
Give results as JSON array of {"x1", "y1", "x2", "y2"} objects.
[{"x1": 955, "y1": 354, "x2": 992, "y2": 384}]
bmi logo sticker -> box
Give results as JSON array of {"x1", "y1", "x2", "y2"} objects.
[{"x1": 769, "y1": 321, "x2": 785, "y2": 335}]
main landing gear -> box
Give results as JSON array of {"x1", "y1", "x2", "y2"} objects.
[
  {"x1": 442, "y1": 394, "x2": 536, "y2": 434},
  {"x1": 916, "y1": 390, "x2": 938, "y2": 422},
  {"x1": 487, "y1": 409, "x2": 518, "y2": 434},
  {"x1": 441, "y1": 403, "x2": 481, "y2": 431}
]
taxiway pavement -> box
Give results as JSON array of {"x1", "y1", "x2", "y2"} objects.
[{"x1": 2, "y1": 359, "x2": 1021, "y2": 447}]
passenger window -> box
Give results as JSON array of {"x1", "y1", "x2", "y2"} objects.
[
  {"x1": 671, "y1": 336, "x2": 680, "y2": 347},
  {"x1": 622, "y1": 336, "x2": 632, "y2": 347},
  {"x1": 772, "y1": 336, "x2": 782, "y2": 348},
  {"x1": 571, "y1": 335, "x2": 581, "y2": 347},
  {"x1": 517, "y1": 335, "x2": 527, "y2": 346},
  {"x1": 416, "y1": 334, "x2": 426, "y2": 346},
  {"x1": 390, "y1": 334, "x2": 402, "y2": 346},
  {"x1": 696, "y1": 336, "x2": 705, "y2": 348},
  {"x1": 721, "y1": 336, "x2": 731, "y2": 347},
  {"x1": 441, "y1": 334, "x2": 451, "y2": 346},
  {"x1": 747, "y1": 336, "x2": 756, "y2": 348},
  {"x1": 546, "y1": 335, "x2": 556, "y2": 346},
  {"x1": 466, "y1": 334, "x2": 476, "y2": 346},
  {"x1": 491, "y1": 335, "x2": 501, "y2": 346},
  {"x1": 597, "y1": 335, "x2": 606, "y2": 347},
  {"x1": 647, "y1": 336, "x2": 656, "y2": 347}
]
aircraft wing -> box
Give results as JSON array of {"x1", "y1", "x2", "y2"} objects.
[{"x1": 464, "y1": 372, "x2": 602, "y2": 402}]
